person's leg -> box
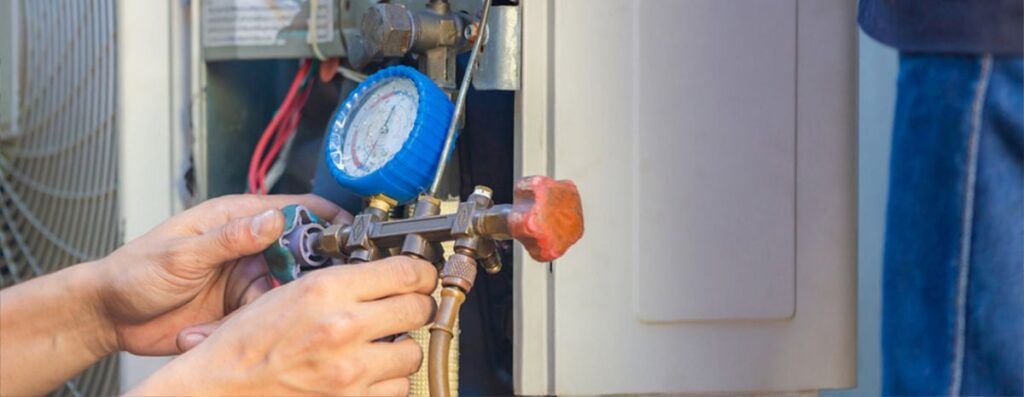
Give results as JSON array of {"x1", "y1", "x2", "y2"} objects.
[
  {"x1": 882, "y1": 53, "x2": 1024, "y2": 396},
  {"x1": 959, "y1": 56, "x2": 1024, "y2": 396}
]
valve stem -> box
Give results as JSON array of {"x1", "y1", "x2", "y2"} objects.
[{"x1": 428, "y1": 0, "x2": 493, "y2": 196}]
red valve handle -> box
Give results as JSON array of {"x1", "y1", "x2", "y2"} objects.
[{"x1": 508, "y1": 176, "x2": 585, "y2": 262}]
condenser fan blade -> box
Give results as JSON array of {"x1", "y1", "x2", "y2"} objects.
[{"x1": 0, "y1": 0, "x2": 121, "y2": 395}]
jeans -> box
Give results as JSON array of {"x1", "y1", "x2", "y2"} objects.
[{"x1": 883, "y1": 54, "x2": 1024, "y2": 396}]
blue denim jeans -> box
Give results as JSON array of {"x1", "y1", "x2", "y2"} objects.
[{"x1": 883, "y1": 54, "x2": 1024, "y2": 396}]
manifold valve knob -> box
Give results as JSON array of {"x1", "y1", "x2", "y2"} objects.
[{"x1": 508, "y1": 175, "x2": 585, "y2": 262}]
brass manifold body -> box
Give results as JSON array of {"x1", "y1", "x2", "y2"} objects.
[
  {"x1": 325, "y1": 188, "x2": 501, "y2": 397},
  {"x1": 268, "y1": 177, "x2": 584, "y2": 397}
]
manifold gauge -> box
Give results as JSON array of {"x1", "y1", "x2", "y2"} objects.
[{"x1": 325, "y1": 66, "x2": 454, "y2": 203}]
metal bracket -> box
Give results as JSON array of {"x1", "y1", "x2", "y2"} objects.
[{"x1": 473, "y1": 5, "x2": 520, "y2": 91}]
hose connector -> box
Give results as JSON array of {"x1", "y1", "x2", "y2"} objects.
[
  {"x1": 440, "y1": 252, "x2": 477, "y2": 292},
  {"x1": 430, "y1": 287, "x2": 466, "y2": 337}
]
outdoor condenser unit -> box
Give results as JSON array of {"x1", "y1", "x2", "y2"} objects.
[{"x1": 3, "y1": 0, "x2": 857, "y2": 395}]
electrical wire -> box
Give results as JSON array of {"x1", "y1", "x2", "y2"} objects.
[
  {"x1": 257, "y1": 80, "x2": 313, "y2": 192},
  {"x1": 262, "y1": 129, "x2": 299, "y2": 193},
  {"x1": 253, "y1": 68, "x2": 313, "y2": 193},
  {"x1": 337, "y1": 66, "x2": 368, "y2": 83},
  {"x1": 247, "y1": 59, "x2": 314, "y2": 194}
]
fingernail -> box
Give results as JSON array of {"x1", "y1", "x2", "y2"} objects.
[
  {"x1": 251, "y1": 209, "x2": 279, "y2": 239},
  {"x1": 182, "y1": 332, "x2": 206, "y2": 347}
]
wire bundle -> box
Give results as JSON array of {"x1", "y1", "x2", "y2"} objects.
[{"x1": 247, "y1": 59, "x2": 316, "y2": 194}]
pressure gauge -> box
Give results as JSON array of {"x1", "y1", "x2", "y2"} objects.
[{"x1": 325, "y1": 66, "x2": 454, "y2": 203}]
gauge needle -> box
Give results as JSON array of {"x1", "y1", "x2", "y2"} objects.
[{"x1": 366, "y1": 105, "x2": 396, "y2": 162}]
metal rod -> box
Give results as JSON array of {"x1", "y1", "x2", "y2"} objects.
[{"x1": 428, "y1": 0, "x2": 492, "y2": 196}]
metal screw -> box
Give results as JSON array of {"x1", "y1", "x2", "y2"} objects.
[{"x1": 464, "y1": 23, "x2": 478, "y2": 41}]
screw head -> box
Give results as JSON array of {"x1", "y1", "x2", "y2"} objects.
[{"x1": 463, "y1": 23, "x2": 479, "y2": 41}]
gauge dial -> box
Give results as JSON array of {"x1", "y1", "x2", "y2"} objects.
[
  {"x1": 332, "y1": 78, "x2": 419, "y2": 177},
  {"x1": 324, "y1": 65, "x2": 454, "y2": 203}
]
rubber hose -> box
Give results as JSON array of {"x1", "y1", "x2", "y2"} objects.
[
  {"x1": 428, "y1": 287, "x2": 465, "y2": 397},
  {"x1": 428, "y1": 328, "x2": 453, "y2": 397}
]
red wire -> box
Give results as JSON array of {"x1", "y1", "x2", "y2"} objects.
[
  {"x1": 248, "y1": 75, "x2": 303, "y2": 193},
  {"x1": 248, "y1": 60, "x2": 313, "y2": 194},
  {"x1": 256, "y1": 81, "x2": 313, "y2": 192},
  {"x1": 263, "y1": 84, "x2": 310, "y2": 175},
  {"x1": 249, "y1": 63, "x2": 308, "y2": 193}
]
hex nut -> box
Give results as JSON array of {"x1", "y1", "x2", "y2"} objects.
[
  {"x1": 361, "y1": 4, "x2": 414, "y2": 58},
  {"x1": 318, "y1": 224, "x2": 349, "y2": 258}
]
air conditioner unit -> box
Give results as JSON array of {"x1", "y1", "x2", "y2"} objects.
[
  {"x1": 0, "y1": 0, "x2": 19, "y2": 140},
  {"x1": 1, "y1": 0, "x2": 189, "y2": 394},
  {"x1": 3, "y1": 1, "x2": 858, "y2": 395}
]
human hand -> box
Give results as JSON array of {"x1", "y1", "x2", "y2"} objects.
[
  {"x1": 93, "y1": 194, "x2": 351, "y2": 356},
  {"x1": 129, "y1": 257, "x2": 438, "y2": 396}
]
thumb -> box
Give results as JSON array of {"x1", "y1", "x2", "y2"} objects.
[
  {"x1": 176, "y1": 318, "x2": 227, "y2": 353},
  {"x1": 185, "y1": 209, "x2": 284, "y2": 266}
]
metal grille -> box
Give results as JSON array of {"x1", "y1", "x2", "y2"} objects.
[{"x1": 0, "y1": 0, "x2": 121, "y2": 395}]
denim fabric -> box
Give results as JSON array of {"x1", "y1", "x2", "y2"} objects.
[
  {"x1": 858, "y1": 0, "x2": 1023, "y2": 55},
  {"x1": 883, "y1": 54, "x2": 1024, "y2": 396}
]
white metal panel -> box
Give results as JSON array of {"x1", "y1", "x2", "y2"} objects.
[
  {"x1": 514, "y1": 0, "x2": 857, "y2": 394},
  {"x1": 512, "y1": 0, "x2": 555, "y2": 393},
  {"x1": 634, "y1": 0, "x2": 796, "y2": 322},
  {"x1": 117, "y1": 0, "x2": 182, "y2": 389}
]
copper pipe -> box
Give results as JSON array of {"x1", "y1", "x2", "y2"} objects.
[{"x1": 428, "y1": 287, "x2": 465, "y2": 397}]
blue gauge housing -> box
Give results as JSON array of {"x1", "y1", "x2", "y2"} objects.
[{"x1": 324, "y1": 66, "x2": 455, "y2": 204}]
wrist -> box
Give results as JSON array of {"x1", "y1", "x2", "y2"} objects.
[
  {"x1": 127, "y1": 354, "x2": 219, "y2": 396},
  {"x1": 63, "y1": 260, "x2": 120, "y2": 357}
]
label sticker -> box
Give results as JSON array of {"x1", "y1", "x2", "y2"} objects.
[{"x1": 203, "y1": 0, "x2": 333, "y2": 47}]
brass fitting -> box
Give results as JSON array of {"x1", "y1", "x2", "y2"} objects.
[
  {"x1": 417, "y1": 193, "x2": 441, "y2": 207},
  {"x1": 479, "y1": 253, "x2": 502, "y2": 274},
  {"x1": 440, "y1": 252, "x2": 477, "y2": 292},
  {"x1": 317, "y1": 224, "x2": 350, "y2": 258},
  {"x1": 367, "y1": 194, "x2": 398, "y2": 213},
  {"x1": 472, "y1": 185, "x2": 493, "y2": 199}
]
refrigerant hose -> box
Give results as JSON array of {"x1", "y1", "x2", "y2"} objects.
[{"x1": 428, "y1": 252, "x2": 477, "y2": 397}]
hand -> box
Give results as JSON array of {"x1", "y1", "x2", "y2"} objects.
[
  {"x1": 94, "y1": 194, "x2": 351, "y2": 355},
  {"x1": 129, "y1": 257, "x2": 438, "y2": 396}
]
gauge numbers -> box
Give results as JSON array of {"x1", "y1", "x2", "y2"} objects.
[{"x1": 332, "y1": 77, "x2": 419, "y2": 177}]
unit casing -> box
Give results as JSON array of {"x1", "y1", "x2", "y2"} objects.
[{"x1": 514, "y1": 1, "x2": 857, "y2": 394}]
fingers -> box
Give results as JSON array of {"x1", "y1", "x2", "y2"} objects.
[
  {"x1": 179, "y1": 209, "x2": 285, "y2": 265},
  {"x1": 180, "y1": 194, "x2": 348, "y2": 235},
  {"x1": 223, "y1": 256, "x2": 274, "y2": 313},
  {"x1": 332, "y1": 208, "x2": 355, "y2": 226},
  {"x1": 360, "y1": 337, "x2": 424, "y2": 382},
  {"x1": 356, "y1": 293, "x2": 436, "y2": 341},
  {"x1": 311, "y1": 257, "x2": 437, "y2": 302},
  {"x1": 175, "y1": 318, "x2": 227, "y2": 353},
  {"x1": 366, "y1": 378, "x2": 411, "y2": 397}
]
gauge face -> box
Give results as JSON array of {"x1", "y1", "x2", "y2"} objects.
[{"x1": 331, "y1": 77, "x2": 419, "y2": 177}]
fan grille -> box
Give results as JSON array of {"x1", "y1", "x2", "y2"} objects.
[{"x1": 0, "y1": 0, "x2": 121, "y2": 395}]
